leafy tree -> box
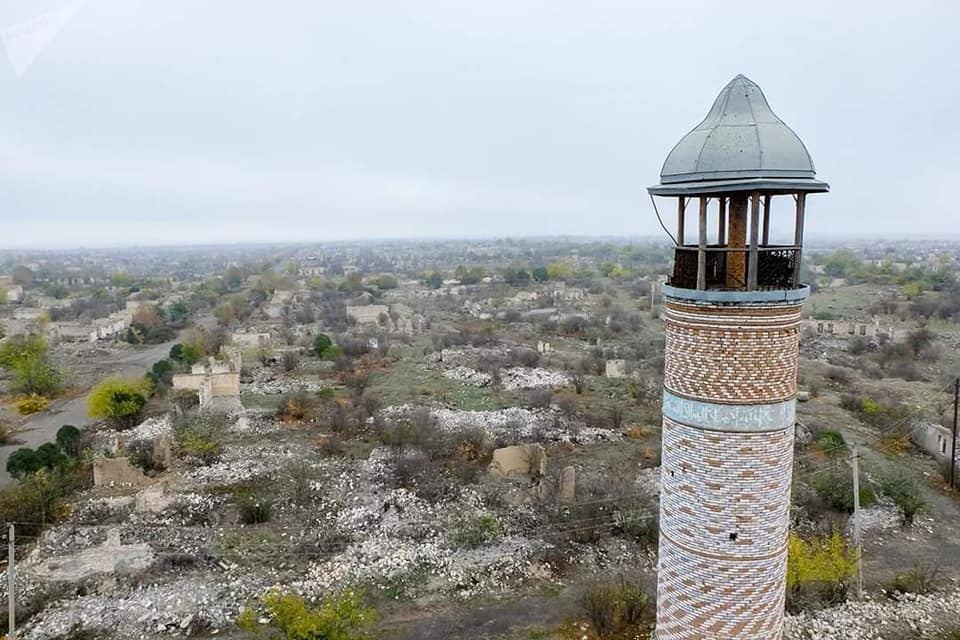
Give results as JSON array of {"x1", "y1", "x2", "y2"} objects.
[
  {"x1": 454, "y1": 265, "x2": 486, "y2": 285},
  {"x1": 214, "y1": 302, "x2": 237, "y2": 327},
  {"x1": 147, "y1": 358, "x2": 175, "y2": 387},
  {"x1": 166, "y1": 301, "x2": 190, "y2": 325},
  {"x1": 313, "y1": 333, "x2": 334, "y2": 357},
  {"x1": 0, "y1": 334, "x2": 62, "y2": 396},
  {"x1": 11, "y1": 265, "x2": 34, "y2": 286},
  {"x1": 170, "y1": 342, "x2": 202, "y2": 365},
  {"x1": 87, "y1": 377, "x2": 152, "y2": 429},
  {"x1": 6, "y1": 448, "x2": 42, "y2": 480},
  {"x1": 224, "y1": 265, "x2": 244, "y2": 290},
  {"x1": 373, "y1": 275, "x2": 398, "y2": 290},
  {"x1": 6, "y1": 443, "x2": 70, "y2": 479},
  {"x1": 531, "y1": 266, "x2": 549, "y2": 282},
  {"x1": 547, "y1": 260, "x2": 574, "y2": 281},
  {"x1": 423, "y1": 272, "x2": 443, "y2": 289},
  {"x1": 56, "y1": 425, "x2": 83, "y2": 458}
]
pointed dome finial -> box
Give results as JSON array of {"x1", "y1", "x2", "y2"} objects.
[{"x1": 648, "y1": 75, "x2": 828, "y2": 195}]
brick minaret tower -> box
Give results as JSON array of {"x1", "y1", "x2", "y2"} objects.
[{"x1": 648, "y1": 75, "x2": 828, "y2": 640}]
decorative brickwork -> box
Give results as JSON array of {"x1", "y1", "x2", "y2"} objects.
[
  {"x1": 656, "y1": 294, "x2": 803, "y2": 640},
  {"x1": 663, "y1": 299, "x2": 803, "y2": 404}
]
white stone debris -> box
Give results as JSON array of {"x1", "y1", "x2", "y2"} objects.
[
  {"x1": 784, "y1": 589, "x2": 960, "y2": 640},
  {"x1": 499, "y1": 367, "x2": 571, "y2": 391},
  {"x1": 380, "y1": 405, "x2": 619, "y2": 444}
]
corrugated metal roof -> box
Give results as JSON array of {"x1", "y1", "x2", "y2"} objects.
[{"x1": 653, "y1": 75, "x2": 824, "y2": 189}]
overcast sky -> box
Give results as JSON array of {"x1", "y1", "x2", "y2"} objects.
[{"x1": 1, "y1": 0, "x2": 957, "y2": 249}]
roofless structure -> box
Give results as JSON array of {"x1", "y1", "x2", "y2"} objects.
[{"x1": 649, "y1": 75, "x2": 828, "y2": 640}]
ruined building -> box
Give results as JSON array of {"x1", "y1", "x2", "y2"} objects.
[{"x1": 648, "y1": 75, "x2": 828, "y2": 639}]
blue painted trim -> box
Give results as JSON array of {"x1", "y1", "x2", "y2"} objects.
[
  {"x1": 662, "y1": 284, "x2": 810, "y2": 304},
  {"x1": 662, "y1": 389, "x2": 796, "y2": 432}
]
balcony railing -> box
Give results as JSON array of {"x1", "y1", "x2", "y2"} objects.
[{"x1": 669, "y1": 245, "x2": 800, "y2": 291}]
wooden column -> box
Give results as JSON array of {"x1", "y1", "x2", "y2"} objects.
[
  {"x1": 725, "y1": 194, "x2": 748, "y2": 289},
  {"x1": 793, "y1": 193, "x2": 806, "y2": 286},
  {"x1": 717, "y1": 197, "x2": 727, "y2": 245},
  {"x1": 697, "y1": 197, "x2": 708, "y2": 290},
  {"x1": 762, "y1": 195, "x2": 771, "y2": 245},
  {"x1": 677, "y1": 197, "x2": 686, "y2": 245},
  {"x1": 747, "y1": 192, "x2": 761, "y2": 291}
]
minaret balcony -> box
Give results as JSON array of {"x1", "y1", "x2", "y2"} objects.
[{"x1": 669, "y1": 244, "x2": 801, "y2": 291}]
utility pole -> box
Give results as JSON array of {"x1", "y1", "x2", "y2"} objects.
[
  {"x1": 7, "y1": 522, "x2": 15, "y2": 640},
  {"x1": 851, "y1": 447, "x2": 864, "y2": 600},
  {"x1": 950, "y1": 377, "x2": 959, "y2": 490}
]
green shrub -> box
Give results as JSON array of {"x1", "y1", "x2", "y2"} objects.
[
  {"x1": 786, "y1": 531, "x2": 857, "y2": 611},
  {"x1": 454, "y1": 514, "x2": 502, "y2": 548},
  {"x1": 579, "y1": 576, "x2": 652, "y2": 638},
  {"x1": 809, "y1": 469, "x2": 875, "y2": 514},
  {"x1": 55, "y1": 425, "x2": 83, "y2": 458},
  {"x1": 887, "y1": 563, "x2": 941, "y2": 595},
  {"x1": 87, "y1": 377, "x2": 152, "y2": 428},
  {"x1": 237, "y1": 589, "x2": 374, "y2": 640},
  {"x1": 235, "y1": 489, "x2": 273, "y2": 525},
  {"x1": 313, "y1": 333, "x2": 335, "y2": 358},
  {"x1": 0, "y1": 467, "x2": 89, "y2": 538},
  {"x1": 180, "y1": 431, "x2": 223, "y2": 465},
  {"x1": 15, "y1": 394, "x2": 49, "y2": 415},
  {"x1": 237, "y1": 591, "x2": 376, "y2": 640},
  {"x1": 174, "y1": 414, "x2": 227, "y2": 465},
  {"x1": 813, "y1": 430, "x2": 847, "y2": 456},
  {"x1": 879, "y1": 473, "x2": 927, "y2": 525},
  {"x1": 6, "y1": 443, "x2": 71, "y2": 480}
]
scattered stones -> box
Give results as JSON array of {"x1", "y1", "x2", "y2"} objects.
[
  {"x1": 784, "y1": 589, "x2": 960, "y2": 640},
  {"x1": 499, "y1": 367, "x2": 570, "y2": 391},
  {"x1": 26, "y1": 529, "x2": 155, "y2": 583},
  {"x1": 443, "y1": 366, "x2": 493, "y2": 387}
]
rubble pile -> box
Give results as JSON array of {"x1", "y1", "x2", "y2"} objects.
[
  {"x1": 21, "y1": 576, "x2": 265, "y2": 640},
  {"x1": 381, "y1": 405, "x2": 620, "y2": 444},
  {"x1": 184, "y1": 442, "x2": 302, "y2": 486},
  {"x1": 499, "y1": 367, "x2": 570, "y2": 390},
  {"x1": 784, "y1": 589, "x2": 960, "y2": 640}
]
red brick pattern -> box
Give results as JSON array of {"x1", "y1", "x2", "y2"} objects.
[
  {"x1": 660, "y1": 417, "x2": 793, "y2": 557},
  {"x1": 656, "y1": 296, "x2": 802, "y2": 640},
  {"x1": 663, "y1": 300, "x2": 803, "y2": 404}
]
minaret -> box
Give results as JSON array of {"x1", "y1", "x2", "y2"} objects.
[{"x1": 648, "y1": 75, "x2": 828, "y2": 640}]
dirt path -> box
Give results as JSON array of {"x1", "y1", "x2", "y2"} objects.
[
  {"x1": 0, "y1": 340, "x2": 177, "y2": 488},
  {"x1": 381, "y1": 590, "x2": 580, "y2": 640}
]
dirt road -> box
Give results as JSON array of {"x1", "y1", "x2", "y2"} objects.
[{"x1": 0, "y1": 340, "x2": 177, "y2": 488}]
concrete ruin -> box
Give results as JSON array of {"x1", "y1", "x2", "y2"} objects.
[
  {"x1": 488, "y1": 444, "x2": 546, "y2": 479},
  {"x1": 912, "y1": 421, "x2": 958, "y2": 466},
  {"x1": 802, "y1": 317, "x2": 900, "y2": 341},
  {"x1": 346, "y1": 304, "x2": 389, "y2": 325},
  {"x1": 231, "y1": 331, "x2": 272, "y2": 350},
  {"x1": 28, "y1": 529, "x2": 155, "y2": 582},
  {"x1": 93, "y1": 457, "x2": 150, "y2": 487},
  {"x1": 559, "y1": 466, "x2": 576, "y2": 503},
  {"x1": 605, "y1": 359, "x2": 627, "y2": 378},
  {"x1": 172, "y1": 351, "x2": 242, "y2": 410}
]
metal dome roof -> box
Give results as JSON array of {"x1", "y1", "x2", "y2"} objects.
[{"x1": 652, "y1": 75, "x2": 826, "y2": 193}]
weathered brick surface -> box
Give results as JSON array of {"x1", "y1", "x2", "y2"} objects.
[
  {"x1": 663, "y1": 299, "x2": 803, "y2": 404},
  {"x1": 656, "y1": 296, "x2": 802, "y2": 640},
  {"x1": 657, "y1": 533, "x2": 787, "y2": 639},
  {"x1": 660, "y1": 417, "x2": 793, "y2": 557}
]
